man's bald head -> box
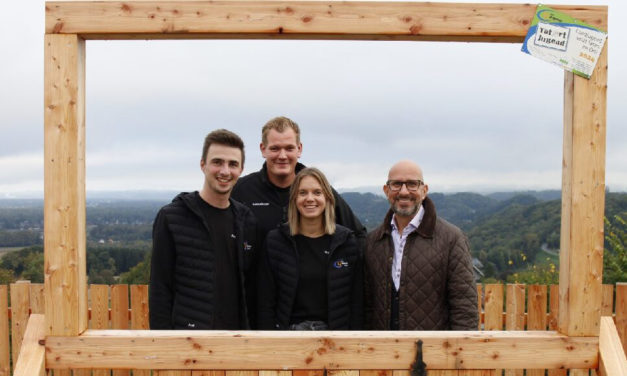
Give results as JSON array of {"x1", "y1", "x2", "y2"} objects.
[{"x1": 387, "y1": 160, "x2": 424, "y2": 182}]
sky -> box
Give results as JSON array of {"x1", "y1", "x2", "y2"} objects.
[{"x1": 1, "y1": 0, "x2": 625, "y2": 198}]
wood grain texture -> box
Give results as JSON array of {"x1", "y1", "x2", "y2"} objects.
[
  {"x1": 484, "y1": 284, "x2": 503, "y2": 331},
  {"x1": 45, "y1": 330, "x2": 597, "y2": 370},
  {"x1": 111, "y1": 284, "x2": 130, "y2": 376},
  {"x1": 131, "y1": 284, "x2": 151, "y2": 376},
  {"x1": 598, "y1": 317, "x2": 627, "y2": 376},
  {"x1": 547, "y1": 285, "x2": 566, "y2": 376},
  {"x1": 600, "y1": 284, "x2": 614, "y2": 318},
  {"x1": 0, "y1": 286, "x2": 9, "y2": 376},
  {"x1": 90, "y1": 284, "x2": 110, "y2": 376},
  {"x1": 44, "y1": 33, "x2": 87, "y2": 337},
  {"x1": 504, "y1": 284, "x2": 524, "y2": 376},
  {"x1": 526, "y1": 285, "x2": 548, "y2": 376},
  {"x1": 616, "y1": 283, "x2": 627, "y2": 353},
  {"x1": 44, "y1": 1, "x2": 606, "y2": 42},
  {"x1": 559, "y1": 42, "x2": 608, "y2": 337},
  {"x1": 10, "y1": 283, "x2": 30, "y2": 367},
  {"x1": 29, "y1": 284, "x2": 45, "y2": 314},
  {"x1": 11, "y1": 315, "x2": 46, "y2": 376}
]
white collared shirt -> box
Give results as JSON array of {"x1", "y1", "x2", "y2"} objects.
[{"x1": 390, "y1": 205, "x2": 425, "y2": 291}]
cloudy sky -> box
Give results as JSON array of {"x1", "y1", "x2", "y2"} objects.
[{"x1": 1, "y1": 0, "x2": 625, "y2": 198}]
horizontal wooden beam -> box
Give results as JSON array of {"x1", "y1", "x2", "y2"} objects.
[
  {"x1": 45, "y1": 1, "x2": 607, "y2": 42},
  {"x1": 46, "y1": 330, "x2": 598, "y2": 370}
]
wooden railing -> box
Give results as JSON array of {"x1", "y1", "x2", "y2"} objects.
[{"x1": 2, "y1": 282, "x2": 626, "y2": 375}]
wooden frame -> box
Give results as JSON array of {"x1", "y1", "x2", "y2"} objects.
[{"x1": 43, "y1": 0, "x2": 609, "y2": 371}]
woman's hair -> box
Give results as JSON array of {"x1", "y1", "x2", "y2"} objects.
[{"x1": 288, "y1": 167, "x2": 336, "y2": 236}]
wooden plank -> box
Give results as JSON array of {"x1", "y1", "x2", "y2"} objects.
[
  {"x1": 360, "y1": 370, "x2": 392, "y2": 376},
  {"x1": 476, "y1": 284, "x2": 483, "y2": 330},
  {"x1": 504, "y1": 284, "x2": 524, "y2": 376},
  {"x1": 193, "y1": 371, "x2": 226, "y2": 376},
  {"x1": 156, "y1": 371, "x2": 192, "y2": 376},
  {"x1": 459, "y1": 372, "x2": 495, "y2": 376},
  {"x1": 548, "y1": 285, "x2": 566, "y2": 376},
  {"x1": 111, "y1": 285, "x2": 130, "y2": 376},
  {"x1": 559, "y1": 42, "x2": 608, "y2": 337},
  {"x1": 90, "y1": 284, "x2": 110, "y2": 376},
  {"x1": 44, "y1": 1, "x2": 606, "y2": 42},
  {"x1": 131, "y1": 284, "x2": 150, "y2": 376},
  {"x1": 598, "y1": 317, "x2": 627, "y2": 376},
  {"x1": 11, "y1": 315, "x2": 46, "y2": 376},
  {"x1": 328, "y1": 371, "x2": 358, "y2": 376},
  {"x1": 601, "y1": 284, "x2": 614, "y2": 318},
  {"x1": 45, "y1": 330, "x2": 598, "y2": 370},
  {"x1": 526, "y1": 285, "x2": 548, "y2": 376},
  {"x1": 227, "y1": 371, "x2": 258, "y2": 376},
  {"x1": 260, "y1": 371, "x2": 291, "y2": 376},
  {"x1": 294, "y1": 371, "x2": 324, "y2": 376},
  {"x1": 484, "y1": 284, "x2": 503, "y2": 330},
  {"x1": 29, "y1": 284, "x2": 45, "y2": 314},
  {"x1": 44, "y1": 33, "x2": 87, "y2": 337},
  {"x1": 10, "y1": 283, "x2": 31, "y2": 367},
  {"x1": 616, "y1": 283, "x2": 627, "y2": 353},
  {"x1": 0, "y1": 286, "x2": 9, "y2": 376}
]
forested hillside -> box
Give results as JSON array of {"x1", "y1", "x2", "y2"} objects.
[{"x1": 0, "y1": 191, "x2": 625, "y2": 284}]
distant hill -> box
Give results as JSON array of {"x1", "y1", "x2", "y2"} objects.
[{"x1": 1, "y1": 191, "x2": 626, "y2": 281}]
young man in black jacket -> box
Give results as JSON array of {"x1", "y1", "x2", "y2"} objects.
[
  {"x1": 231, "y1": 116, "x2": 366, "y2": 241},
  {"x1": 149, "y1": 129, "x2": 258, "y2": 330}
]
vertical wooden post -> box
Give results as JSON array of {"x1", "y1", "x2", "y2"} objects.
[
  {"x1": 559, "y1": 43, "x2": 608, "y2": 337},
  {"x1": 44, "y1": 33, "x2": 87, "y2": 336}
]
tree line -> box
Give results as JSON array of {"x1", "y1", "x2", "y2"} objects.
[{"x1": 0, "y1": 191, "x2": 625, "y2": 285}]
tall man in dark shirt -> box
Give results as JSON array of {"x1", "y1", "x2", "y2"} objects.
[
  {"x1": 231, "y1": 116, "x2": 366, "y2": 240},
  {"x1": 149, "y1": 129, "x2": 258, "y2": 329}
]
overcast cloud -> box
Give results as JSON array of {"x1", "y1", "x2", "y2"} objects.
[{"x1": 1, "y1": 0, "x2": 625, "y2": 197}]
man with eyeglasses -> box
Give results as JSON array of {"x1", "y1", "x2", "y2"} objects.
[{"x1": 364, "y1": 160, "x2": 478, "y2": 330}]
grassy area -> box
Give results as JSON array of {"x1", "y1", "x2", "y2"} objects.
[{"x1": 0, "y1": 247, "x2": 22, "y2": 259}]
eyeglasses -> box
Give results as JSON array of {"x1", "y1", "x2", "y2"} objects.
[{"x1": 386, "y1": 180, "x2": 423, "y2": 192}]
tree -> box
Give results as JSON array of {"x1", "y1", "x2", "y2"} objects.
[
  {"x1": 120, "y1": 252, "x2": 151, "y2": 284},
  {"x1": 604, "y1": 215, "x2": 626, "y2": 284}
]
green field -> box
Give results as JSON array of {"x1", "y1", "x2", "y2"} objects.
[{"x1": 0, "y1": 247, "x2": 22, "y2": 259}]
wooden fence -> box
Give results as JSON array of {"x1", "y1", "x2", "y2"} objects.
[{"x1": 2, "y1": 282, "x2": 626, "y2": 375}]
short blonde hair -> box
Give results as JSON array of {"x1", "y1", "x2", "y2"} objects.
[
  {"x1": 288, "y1": 167, "x2": 336, "y2": 236},
  {"x1": 261, "y1": 116, "x2": 301, "y2": 145}
]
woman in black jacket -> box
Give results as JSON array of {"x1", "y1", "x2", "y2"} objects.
[{"x1": 257, "y1": 167, "x2": 363, "y2": 330}]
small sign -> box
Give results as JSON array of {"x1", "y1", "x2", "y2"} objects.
[{"x1": 521, "y1": 5, "x2": 607, "y2": 79}]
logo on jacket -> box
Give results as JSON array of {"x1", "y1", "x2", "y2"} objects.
[
  {"x1": 187, "y1": 323, "x2": 195, "y2": 328},
  {"x1": 252, "y1": 202, "x2": 270, "y2": 206},
  {"x1": 243, "y1": 242, "x2": 253, "y2": 251},
  {"x1": 333, "y1": 259, "x2": 349, "y2": 269}
]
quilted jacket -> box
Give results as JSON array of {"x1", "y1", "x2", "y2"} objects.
[
  {"x1": 364, "y1": 196, "x2": 478, "y2": 330},
  {"x1": 149, "y1": 192, "x2": 258, "y2": 330}
]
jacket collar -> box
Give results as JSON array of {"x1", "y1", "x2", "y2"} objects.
[
  {"x1": 176, "y1": 191, "x2": 244, "y2": 219},
  {"x1": 278, "y1": 222, "x2": 351, "y2": 252},
  {"x1": 259, "y1": 162, "x2": 307, "y2": 188},
  {"x1": 374, "y1": 196, "x2": 437, "y2": 241}
]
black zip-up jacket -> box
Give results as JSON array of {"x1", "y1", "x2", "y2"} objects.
[
  {"x1": 257, "y1": 224, "x2": 363, "y2": 330},
  {"x1": 231, "y1": 162, "x2": 367, "y2": 242},
  {"x1": 149, "y1": 192, "x2": 258, "y2": 329}
]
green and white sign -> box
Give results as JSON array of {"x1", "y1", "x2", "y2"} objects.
[{"x1": 522, "y1": 5, "x2": 607, "y2": 79}]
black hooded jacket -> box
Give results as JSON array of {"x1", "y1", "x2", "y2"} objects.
[
  {"x1": 231, "y1": 162, "x2": 367, "y2": 242},
  {"x1": 149, "y1": 192, "x2": 258, "y2": 329},
  {"x1": 257, "y1": 224, "x2": 363, "y2": 330}
]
